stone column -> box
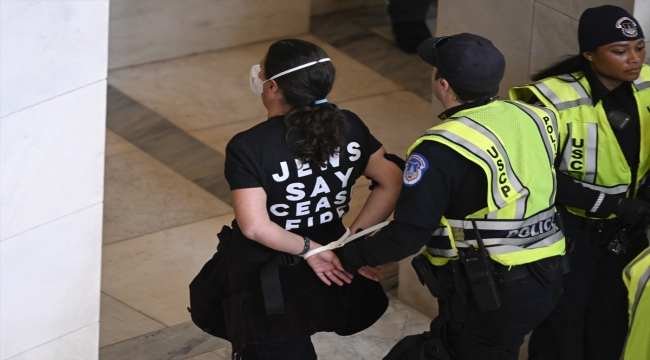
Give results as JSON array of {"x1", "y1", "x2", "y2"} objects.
[{"x1": 0, "y1": 1, "x2": 109, "y2": 359}]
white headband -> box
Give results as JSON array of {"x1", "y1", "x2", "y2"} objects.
[{"x1": 268, "y1": 58, "x2": 331, "y2": 80}]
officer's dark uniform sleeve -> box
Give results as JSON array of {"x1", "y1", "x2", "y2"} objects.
[
  {"x1": 344, "y1": 141, "x2": 476, "y2": 268},
  {"x1": 556, "y1": 172, "x2": 619, "y2": 218}
]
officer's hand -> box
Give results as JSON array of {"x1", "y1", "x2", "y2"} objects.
[
  {"x1": 357, "y1": 265, "x2": 385, "y2": 282},
  {"x1": 617, "y1": 198, "x2": 650, "y2": 225}
]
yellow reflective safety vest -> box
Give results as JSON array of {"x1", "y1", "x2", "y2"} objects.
[
  {"x1": 622, "y1": 246, "x2": 650, "y2": 360},
  {"x1": 410, "y1": 100, "x2": 566, "y2": 267},
  {"x1": 510, "y1": 64, "x2": 650, "y2": 219}
]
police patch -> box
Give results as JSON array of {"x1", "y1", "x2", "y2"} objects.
[
  {"x1": 403, "y1": 153, "x2": 429, "y2": 187},
  {"x1": 616, "y1": 17, "x2": 638, "y2": 37}
]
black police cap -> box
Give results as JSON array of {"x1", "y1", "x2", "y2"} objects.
[{"x1": 417, "y1": 33, "x2": 505, "y2": 95}]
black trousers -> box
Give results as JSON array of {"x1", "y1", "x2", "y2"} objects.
[
  {"x1": 438, "y1": 274, "x2": 563, "y2": 360},
  {"x1": 528, "y1": 222, "x2": 644, "y2": 360},
  {"x1": 240, "y1": 336, "x2": 316, "y2": 360},
  {"x1": 387, "y1": 0, "x2": 432, "y2": 23}
]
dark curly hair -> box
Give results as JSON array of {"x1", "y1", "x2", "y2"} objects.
[{"x1": 264, "y1": 39, "x2": 347, "y2": 168}]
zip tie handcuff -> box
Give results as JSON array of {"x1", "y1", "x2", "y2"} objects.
[{"x1": 301, "y1": 221, "x2": 390, "y2": 259}]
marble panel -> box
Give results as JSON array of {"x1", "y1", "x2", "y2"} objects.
[
  {"x1": 102, "y1": 214, "x2": 235, "y2": 326},
  {"x1": 635, "y1": 0, "x2": 650, "y2": 64},
  {"x1": 105, "y1": 130, "x2": 138, "y2": 157},
  {"x1": 311, "y1": 0, "x2": 385, "y2": 16},
  {"x1": 436, "y1": 0, "x2": 534, "y2": 98},
  {"x1": 0, "y1": 205, "x2": 102, "y2": 360},
  {"x1": 7, "y1": 323, "x2": 99, "y2": 360},
  {"x1": 99, "y1": 293, "x2": 166, "y2": 348},
  {"x1": 109, "y1": 0, "x2": 309, "y2": 69},
  {"x1": 397, "y1": 253, "x2": 440, "y2": 319},
  {"x1": 108, "y1": 34, "x2": 402, "y2": 132},
  {"x1": 0, "y1": 81, "x2": 106, "y2": 242},
  {"x1": 338, "y1": 91, "x2": 435, "y2": 157},
  {"x1": 99, "y1": 321, "x2": 229, "y2": 360},
  {"x1": 537, "y1": 0, "x2": 634, "y2": 20},
  {"x1": 529, "y1": 2, "x2": 580, "y2": 78},
  {"x1": 103, "y1": 144, "x2": 232, "y2": 244},
  {"x1": 0, "y1": 1, "x2": 108, "y2": 117}
]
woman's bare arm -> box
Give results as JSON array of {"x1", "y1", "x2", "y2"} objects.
[
  {"x1": 232, "y1": 187, "x2": 352, "y2": 285},
  {"x1": 349, "y1": 147, "x2": 403, "y2": 234}
]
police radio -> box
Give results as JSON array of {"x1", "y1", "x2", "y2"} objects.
[
  {"x1": 607, "y1": 111, "x2": 630, "y2": 131},
  {"x1": 458, "y1": 220, "x2": 502, "y2": 312}
]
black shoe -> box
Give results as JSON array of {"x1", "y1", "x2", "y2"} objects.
[{"x1": 391, "y1": 20, "x2": 432, "y2": 53}]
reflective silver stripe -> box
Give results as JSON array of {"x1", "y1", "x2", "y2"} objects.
[
  {"x1": 633, "y1": 76, "x2": 650, "y2": 91},
  {"x1": 446, "y1": 208, "x2": 556, "y2": 231},
  {"x1": 570, "y1": 178, "x2": 628, "y2": 195},
  {"x1": 625, "y1": 247, "x2": 650, "y2": 280},
  {"x1": 455, "y1": 117, "x2": 528, "y2": 217},
  {"x1": 483, "y1": 231, "x2": 564, "y2": 255},
  {"x1": 584, "y1": 123, "x2": 598, "y2": 183},
  {"x1": 533, "y1": 81, "x2": 592, "y2": 110},
  {"x1": 559, "y1": 123, "x2": 572, "y2": 173},
  {"x1": 506, "y1": 101, "x2": 555, "y2": 166},
  {"x1": 561, "y1": 74, "x2": 592, "y2": 100},
  {"x1": 432, "y1": 227, "x2": 449, "y2": 236},
  {"x1": 533, "y1": 82, "x2": 563, "y2": 106},
  {"x1": 590, "y1": 192, "x2": 605, "y2": 213},
  {"x1": 426, "y1": 127, "x2": 508, "y2": 208},
  {"x1": 629, "y1": 264, "x2": 650, "y2": 336},
  {"x1": 458, "y1": 228, "x2": 559, "y2": 247},
  {"x1": 505, "y1": 101, "x2": 558, "y2": 209},
  {"x1": 560, "y1": 123, "x2": 598, "y2": 182}
]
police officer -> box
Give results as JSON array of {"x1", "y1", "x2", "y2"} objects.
[
  {"x1": 622, "y1": 246, "x2": 650, "y2": 359},
  {"x1": 510, "y1": 5, "x2": 650, "y2": 359},
  {"x1": 336, "y1": 33, "x2": 566, "y2": 360}
]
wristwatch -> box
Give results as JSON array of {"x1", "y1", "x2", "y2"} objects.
[{"x1": 298, "y1": 236, "x2": 311, "y2": 256}]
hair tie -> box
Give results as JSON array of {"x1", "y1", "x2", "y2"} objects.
[{"x1": 314, "y1": 99, "x2": 328, "y2": 105}]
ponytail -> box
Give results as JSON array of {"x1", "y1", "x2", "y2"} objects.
[
  {"x1": 531, "y1": 54, "x2": 589, "y2": 82},
  {"x1": 265, "y1": 39, "x2": 348, "y2": 168},
  {"x1": 284, "y1": 102, "x2": 347, "y2": 168}
]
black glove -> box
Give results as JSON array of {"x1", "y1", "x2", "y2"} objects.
[
  {"x1": 368, "y1": 153, "x2": 405, "y2": 190},
  {"x1": 616, "y1": 198, "x2": 650, "y2": 225}
]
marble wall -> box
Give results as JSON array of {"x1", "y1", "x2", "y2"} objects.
[
  {"x1": 434, "y1": 0, "x2": 640, "y2": 94},
  {"x1": 0, "y1": 1, "x2": 108, "y2": 359},
  {"x1": 311, "y1": 0, "x2": 385, "y2": 16},
  {"x1": 109, "y1": 0, "x2": 311, "y2": 70}
]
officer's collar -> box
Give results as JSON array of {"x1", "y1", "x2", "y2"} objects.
[
  {"x1": 438, "y1": 97, "x2": 494, "y2": 121},
  {"x1": 584, "y1": 66, "x2": 631, "y2": 106}
]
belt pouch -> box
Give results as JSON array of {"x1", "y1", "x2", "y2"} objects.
[{"x1": 527, "y1": 256, "x2": 561, "y2": 287}]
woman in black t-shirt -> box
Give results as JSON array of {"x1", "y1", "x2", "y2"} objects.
[{"x1": 200, "y1": 39, "x2": 402, "y2": 359}]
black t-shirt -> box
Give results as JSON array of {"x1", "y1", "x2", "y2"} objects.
[{"x1": 225, "y1": 110, "x2": 382, "y2": 238}]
